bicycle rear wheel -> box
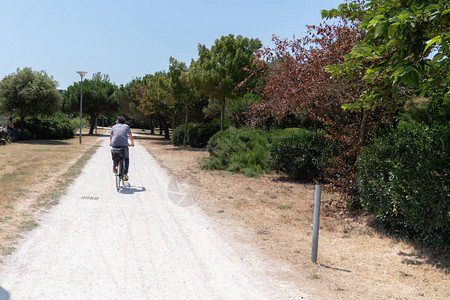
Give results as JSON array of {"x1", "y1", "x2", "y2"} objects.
[{"x1": 116, "y1": 161, "x2": 123, "y2": 191}]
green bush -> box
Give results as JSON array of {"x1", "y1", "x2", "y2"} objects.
[
  {"x1": 171, "y1": 124, "x2": 186, "y2": 146},
  {"x1": 204, "y1": 126, "x2": 269, "y2": 177},
  {"x1": 357, "y1": 122, "x2": 449, "y2": 246},
  {"x1": 187, "y1": 122, "x2": 220, "y2": 148},
  {"x1": 70, "y1": 117, "x2": 88, "y2": 132},
  {"x1": 172, "y1": 122, "x2": 221, "y2": 148},
  {"x1": 22, "y1": 113, "x2": 76, "y2": 140},
  {"x1": 267, "y1": 128, "x2": 337, "y2": 181}
]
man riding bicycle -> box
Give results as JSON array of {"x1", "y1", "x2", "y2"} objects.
[{"x1": 110, "y1": 116, "x2": 135, "y2": 181}]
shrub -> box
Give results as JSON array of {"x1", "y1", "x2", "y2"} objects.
[
  {"x1": 267, "y1": 128, "x2": 337, "y2": 181},
  {"x1": 357, "y1": 121, "x2": 449, "y2": 246},
  {"x1": 204, "y1": 126, "x2": 269, "y2": 176},
  {"x1": 172, "y1": 122, "x2": 221, "y2": 148},
  {"x1": 187, "y1": 122, "x2": 220, "y2": 148},
  {"x1": 22, "y1": 113, "x2": 76, "y2": 139},
  {"x1": 171, "y1": 124, "x2": 186, "y2": 146}
]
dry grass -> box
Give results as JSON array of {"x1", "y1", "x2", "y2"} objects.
[
  {"x1": 0, "y1": 129, "x2": 106, "y2": 260},
  {"x1": 136, "y1": 131, "x2": 449, "y2": 300}
]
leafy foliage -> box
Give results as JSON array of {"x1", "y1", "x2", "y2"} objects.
[
  {"x1": 268, "y1": 129, "x2": 338, "y2": 181},
  {"x1": 114, "y1": 81, "x2": 149, "y2": 126},
  {"x1": 246, "y1": 20, "x2": 388, "y2": 201},
  {"x1": 21, "y1": 112, "x2": 76, "y2": 140},
  {"x1": 169, "y1": 57, "x2": 199, "y2": 146},
  {"x1": 417, "y1": 59, "x2": 450, "y2": 124},
  {"x1": 247, "y1": 21, "x2": 364, "y2": 128},
  {"x1": 133, "y1": 72, "x2": 173, "y2": 139},
  {"x1": 204, "y1": 127, "x2": 269, "y2": 177},
  {"x1": 172, "y1": 122, "x2": 221, "y2": 148},
  {"x1": 225, "y1": 93, "x2": 261, "y2": 128},
  {"x1": 0, "y1": 67, "x2": 61, "y2": 139},
  {"x1": 357, "y1": 121, "x2": 449, "y2": 246},
  {"x1": 62, "y1": 73, "x2": 118, "y2": 134},
  {"x1": 0, "y1": 67, "x2": 61, "y2": 118},
  {"x1": 188, "y1": 34, "x2": 262, "y2": 130},
  {"x1": 171, "y1": 124, "x2": 186, "y2": 146},
  {"x1": 187, "y1": 122, "x2": 221, "y2": 148},
  {"x1": 322, "y1": 0, "x2": 450, "y2": 110}
]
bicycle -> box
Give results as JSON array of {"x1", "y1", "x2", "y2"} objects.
[{"x1": 111, "y1": 148, "x2": 126, "y2": 191}]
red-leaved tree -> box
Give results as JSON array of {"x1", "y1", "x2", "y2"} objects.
[{"x1": 246, "y1": 20, "x2": 393, "y2": 206}]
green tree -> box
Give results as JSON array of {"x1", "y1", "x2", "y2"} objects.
[
  {"x1": 225, "y1": 93, "x2": 261, "y2": 128},
  {"x1": 134, "y1": 72, "x2": 173, "y2": 139},
  {"x1": 169, "y1": 57, "x2": 199, "y2": 146},
  {"x1": 188, "y1": 34, "x2": 262, "y2": 130},
  {"x1": 322, "y1": 0, "x2": 450, "y2": 112},
  {"x1": 0, "y1": 67, "x2": 61, "y2": 138},
  {"x1": 115, "y1": 81, "x2": 149, "y2": 129},
  {"x1": 62, "y1": 72, "x2": 118, "y2": 134}
]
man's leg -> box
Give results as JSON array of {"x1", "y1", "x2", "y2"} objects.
[{"x1": 123, "y1": 147, "x2": 130, "y2": 175}]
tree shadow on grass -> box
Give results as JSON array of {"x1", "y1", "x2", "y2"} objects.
[
  {"x1": 164, "y1": 147, "x2": 207, "y2": 153},
  {"x1": 362, "y1": 217, "x2": 450, "y2": 272},
  {"x1": 133, "y1": 134, "x2": 171, "y2": 145},
  {"x1": 15, "y1": 133, "x2": 111, "y2": 145},
  {"x1": 16, "y1": 140, "x2": 70, "y2": 146}
]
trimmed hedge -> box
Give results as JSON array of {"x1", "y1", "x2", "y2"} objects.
[
  {"x1": 21, "y1": 113, "x2": 76, "y2": 140},
  {"x1": 357, "y1": 122, "x2": 449, "y2": 246},
  {"x1": 268, "y1": 128, "x2": 338, "y2": 181},
  {"x1": 205, "y1": 126, "x2": 269, "y2": 177}
]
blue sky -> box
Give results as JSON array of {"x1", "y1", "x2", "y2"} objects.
[{"x1": 0, "y1": 0, "x2": 344, "y2": 90}]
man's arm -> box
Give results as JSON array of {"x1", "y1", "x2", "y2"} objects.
[{"x1": 129, "y1": 132, "x2": 135, "y2": 147}]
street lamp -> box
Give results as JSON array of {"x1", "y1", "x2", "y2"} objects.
[{"x1": 76, "y1": 71, "x2": 87, "y2": 143}]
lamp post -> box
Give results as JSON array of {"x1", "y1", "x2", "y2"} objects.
[{"x1": 76, "y1": 71, "x2": 87, "y2": 143}]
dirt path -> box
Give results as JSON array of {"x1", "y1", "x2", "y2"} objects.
[{"x1": 0, "y1": 138, "x2": 306, "y2": 299}]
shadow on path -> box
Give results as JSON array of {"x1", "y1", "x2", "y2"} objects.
[
  {"x1": 119, "y1": 184, "x2": 146, "y2": 195},
  {"x1": 0, "y1": 287, "x2": 10, "y2": 300}
]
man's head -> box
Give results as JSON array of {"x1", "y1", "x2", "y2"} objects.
[{"x1": 116, "y1": 116, "x2": 126, "y2": 124}]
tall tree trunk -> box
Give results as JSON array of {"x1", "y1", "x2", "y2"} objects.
[
  {"x1": 88, "y1": 114, "x2": 96, "y2": 135},
  {"x1": 183, "y1": 106, "x2": 189, "y2": 146},
  {"x1": 149, "y1": 115, "x2": 154, "y2": 134},
  {"x1": 160, "y1": 116, "x2": 170, "y2": 139},
  {"x1": 159, "y1": 119, "x2": 163, "y2": 135}
]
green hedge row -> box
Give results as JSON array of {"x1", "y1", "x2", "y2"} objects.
[
  {"x1": 21, "y1": 113, "x2": 76, "y2": 140},
  {"x1": 357, "y1": 122, "x2": 449, "y2": 246},
  {"x1": 203, "y1": 126, "x2": 335, "y2": 179}
]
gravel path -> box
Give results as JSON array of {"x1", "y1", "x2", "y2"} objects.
[{"x1": 0, "y1": 138, "x2": 307, "y2": 300}]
